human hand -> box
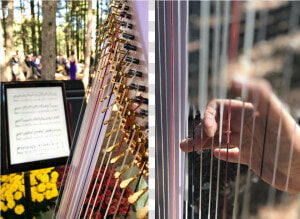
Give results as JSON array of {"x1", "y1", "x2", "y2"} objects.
[{"x1": 180, "y1": 78, "x2": 300, "y2": 193}]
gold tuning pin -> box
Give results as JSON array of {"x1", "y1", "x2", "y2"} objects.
[
  {"x1": 114, "y1": 162, "x2": 133, "y2": 179},
  {"x1": 136, "y1": 206, "x2": 149, "y2": 219},
  {"x1": 105, "y1": 128, "x2": 117, "y2": 138},
  {"x1": 120, "y1": 171, "x2": 140, "y2": 189},
  {"x1": 106, "y1": 142, "x2": 120, "y2": 153},
  {"x1": 104, "y1": 115, "x2": 116, "y2": 125},
  {"x1": 102, "y1": 102, "x2": 116, "y2": 113},
  {"x1": 110, "y1": 149, "x2": 127, "y2": 164},
  {"x1": 128, "y1": 187, "x2": 148, "y2": 204}
]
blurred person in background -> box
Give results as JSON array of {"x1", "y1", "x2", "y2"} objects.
[{"x1": 68, "y1": 51, "x2": 77, "y2": 80}]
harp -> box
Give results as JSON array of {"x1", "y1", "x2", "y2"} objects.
[
  {"x1": 156, "y1": 1, "x2": 300, "y2": 219},
  {"x1": 54, "y1": 1, "x2": 149, "y2": 218}
]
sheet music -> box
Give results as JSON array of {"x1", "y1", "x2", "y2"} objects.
[{"x1": 6, "y1": 87, "x2": 70, "y2": 165}]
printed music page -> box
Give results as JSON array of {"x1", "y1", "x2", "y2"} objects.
[{"x1": 6, "y1": 86, "x2": 70, "y2": 165}]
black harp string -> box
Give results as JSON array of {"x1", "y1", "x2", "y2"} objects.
[{"x1": 156, "y1": 1, "x2": 165, "y2": 219}]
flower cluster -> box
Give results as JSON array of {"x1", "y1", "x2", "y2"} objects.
[
  {"x1": 81, "y1": 166, "x2": 133, "y2": 219},
  {"x1": 0, "y1": 167, "x2": 60, "y2": 219}
]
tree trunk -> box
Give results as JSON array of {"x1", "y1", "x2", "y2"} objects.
[
  {"x1": 1, "y1": 1, "x2": 7, "y2": 48},
  {"x1": 70, "y1": 2, "x2": 75, "y2": 53},
  {"x1": 30, "y1": 0, "x2": 36, "y2": 55},
  {"x1": 41, "y1": 1, "x2": 57, "y2": 80},
  {"x1": 37, "y1": 0, "x2": 41, "y2": 54},
  {"x1": 0, "y1": 15, "x2": 6, "y2": 81},
  {"x1": 96, "y1": 0, "x2": 99, "y2": 30},
  {"x1": 83, "y1": 0, "x2": 86, "y2": 57},
  {"x1": 76, "y1": 9, "x2": 80, "y2": 62},
  {"x1": 82, "y1": 0, "x2": 93, "y2": 89},
  {"x1": 3, "y1": 1, "x2": 13, "y2": 81},
  {"x1": 65, "y1": 1, "x2": 69, "y2": 57},
  {"x1": 20, "y1": 0, "x2": 28, "y2": 54}
]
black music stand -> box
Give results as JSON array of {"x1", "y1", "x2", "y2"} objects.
[{"x1": 1, "y1": 81, "x2": 71, "y2": 218}]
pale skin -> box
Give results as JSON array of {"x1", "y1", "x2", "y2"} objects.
[{"x1": 180, "y1": 79, "x2": 300, "y2": 193}]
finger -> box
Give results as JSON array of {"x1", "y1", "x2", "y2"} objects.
[
  {"x1": 180, "y1": 132, "x2": 240, "y2": 152},
  {"x1": 204, "y1": 100, "x2": 218, "y2": 137},
  {"x1": 213, "y1": 148, "x2": 247, "y2": 165}
]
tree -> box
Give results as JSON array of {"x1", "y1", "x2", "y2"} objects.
[
  {"x1": 0, "y1": 17, "x2": 5, "y2": 81},
  {"x1": 37, "y1": 0, "x2": 41, "y2": 54},
  {"x1": 30, "y1": 0, "x2": 37, "y2": 55},
  {"x1": 1, "y1": 1, "x2": 7, "y2": 48},
  {"x1": 2, "y1": 0, "x2": 13, "y2": 82},
  {"x1": 41, "y1": 1, "x2": 57, "y2": 80},
  {"x1": 20, "y1": 0, "x2": 28, "y2": 54},
  {"x1": 83, "y1": 0, "x2": 93, "y2": 88}
]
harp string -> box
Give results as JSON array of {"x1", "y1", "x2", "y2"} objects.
[
  {"x1": 218, "y1": 2, "x2": 231, "y2": 218},
  {"x1": 178, "y1": 2, "x2": 183, "y2": 218},
  {"x1": 96, "y1": 99, "x2": 144, "y2": 214},
  {"x1": 73, "y1": 51, "x2": 121, "y2": 217},
  {"x1": 267, "y1": 2, "x2": 299, "y2": 205},
  {"x1": 61, "y1": 21, "x2": 123, "y2": 218},
  {"x1": 83, "y1": 60, "x2": 135, "y2": 218},
  {"x1": 163, "y1": 1, "x2": 171, "y2": 218},
  {"x1": 156, "y1": 1, "x2": 165, "y2": 218},
  {"x1": 54, "y1": 21, "x2": 108, "y2": 216},
  {"x1": 232, "y1": 1, "x2": 253, "y2": 217},
  {"x1": 213, "y1": 3, "x2": 222, "y2": 217},
  {"x1": 170, "y1": 1, "x2": 176, "y2": 219},
  {"x1": 70, "y1": 41, "x2": 123, "y2": 218},
  {"x1": 222, "y1": 99, "x2": 231, "y2": 219},
  {"x1": 77, "y1": 47, "x2": 128, "y2": 215},
  {"x1": 59, "y1": 42, "x2": 116, "y2": 218}
]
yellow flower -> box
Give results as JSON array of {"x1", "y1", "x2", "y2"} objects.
[
  {"x1": 50, "y1": 177, "x2": 58, "y2": 183},
  {"x1": 1, "y1": 175, "x2": 8, "y2": 181},
  {"x1": 51, "y1": 189, "x2": 59, "y2": 197},
  {"x1": 14, "y1": 204, "x2": 25, "y2": 215},
  {"x1": 45, "y1": 190, "x2": 53, "y2": 200},
  {"x1": 30, "y1": 175, "x2": 37, "y2": 185},
  {"x1": 10, "y1": 183, "x2": 18, "y2": 192},
  {"x1": 7, "y1": 200, "x2": 15, "y2": 209},
  {"x1": 18, "y1": 184, "x2": 25, "y2": 192},
  {"x1": 14, "y1": 191, "x2": 23, "y2": 200},
  {"x1": 0, "y1": 201, "x2": 5, "y2": 210},
  {"x1": 46, "y1": 182, "x2": 52, "y2": 190},
  {"x1": 41, "y1": 174, "x2": 50, "y2": 183},
  {"x1": 5, "y1": 191, "x2": 14, "y2": 202},
  {"x1": 37, "y1": 183, "x2": 46, "y2": 193},
  {"x1": 1, "y1": 205, "x2": 8, "y2": 212},
  {"x1": 51, "y1": 171, "x2": 59, "y2": 179},
  {"x1": 36, "y1": 173, "x2": 42, "y2": 180},
  {"x1": 51, "y1": 183, "x2": 57, "y2": 189},
  {"x1": 36, "y1": 193, "x2": 44, "y2": 202}
]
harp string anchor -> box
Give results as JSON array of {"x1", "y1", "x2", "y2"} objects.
[
  {"x1": 120, "y1": 170, "x2": 142, "y2": 189},
  {"x1": 136, "y1": 206, "x2": 148, "y2": 219},
  {"x1": 128, "y1": 186, "x2": 148, "y2": 204},
  {"x1": 110, "y1": 149, "x2": 128, "y2": 164},
  {"x1": 114, "y1": 162, "x2": 133, "y2": 179}
]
